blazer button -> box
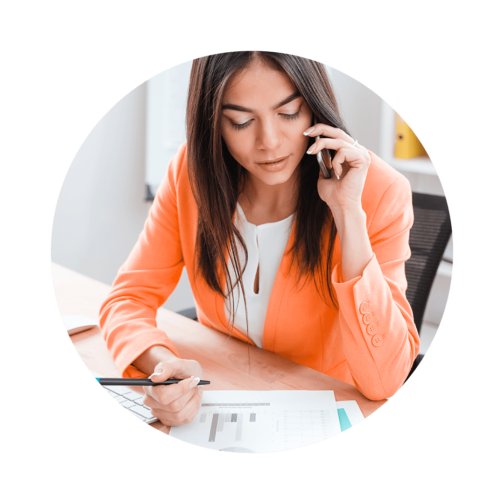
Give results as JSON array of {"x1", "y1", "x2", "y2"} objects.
[
  {"x1": 360, "y1": 302, "x2": 369, "y2": 314},
  {"x1": 362, "y1": 312, "x2": 372, "y2": 325},
  {"x1": 372, "y1": 335, "x2": 383, "y2": 347},
  {"x1": 367, "y1": 323, "x2": 377, "y2": 335}
]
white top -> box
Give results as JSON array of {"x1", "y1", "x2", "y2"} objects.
[{"x1": 225, "y1": 203, "x2": 295, "y2": 348}]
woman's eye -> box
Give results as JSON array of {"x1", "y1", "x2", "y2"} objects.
[
  {"x1": 231, "y1": 120, "x2": 252, "y2": 131},
  {"x1": 280, "y1": 109, "x2": 302, "y2": 121}
]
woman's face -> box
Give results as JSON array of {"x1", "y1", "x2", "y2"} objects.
[{"x1": 221, "y1": 59, "x2": 312, "y2": 187}]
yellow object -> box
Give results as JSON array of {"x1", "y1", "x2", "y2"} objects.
[{"x1": 394, "y1": 114, "x2": 427, "y2": 159}]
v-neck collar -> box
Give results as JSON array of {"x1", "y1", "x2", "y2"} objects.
[{"x1": 214, "y1": 205, "x2": 296, "y2": 352}]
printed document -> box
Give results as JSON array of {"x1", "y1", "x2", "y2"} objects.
[{"x1": 170, "y1": 390, "x2": 342, "y2": 452}]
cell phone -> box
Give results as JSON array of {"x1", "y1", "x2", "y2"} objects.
[
  {"x1": 311, "y1": 117, "x2": 334, "y2": 179},
  {"x1": 315, "y1": 135, "x2": 332, "y2": 179}
]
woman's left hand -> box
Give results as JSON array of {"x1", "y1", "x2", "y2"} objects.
[{"x1": 304, "y1": 124, "x2": 371, "y2": 211}]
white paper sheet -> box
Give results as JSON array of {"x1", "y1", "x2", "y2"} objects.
[{"x1": 170, "y1": 390, "x2": 342, "y2": 453}]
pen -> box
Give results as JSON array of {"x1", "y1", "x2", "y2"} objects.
[{"x1": 0, "y1": 378, "x2": 210, "y2": 386}]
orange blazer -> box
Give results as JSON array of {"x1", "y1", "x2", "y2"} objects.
[{"x1": 99, "y1": 143, "x2": 420, "y2": 401}]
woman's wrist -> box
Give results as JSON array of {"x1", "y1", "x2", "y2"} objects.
[
  {"x1": 329, "y1": 204, "x2": 366, "y2": 231},
  {"x1": 330, "y1": 204, "x2": 373, "y2": 282},
  {"x1": 132, "y1": 345, "x2": 179, "y2": 376}
]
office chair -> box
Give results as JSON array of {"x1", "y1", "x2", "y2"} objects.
[
  {"x1": 404, "y1": 192, "x2": 452, "y2": 379},
  {"x1": 177, "y1": 192, "x2": 453, "y2": 380}
]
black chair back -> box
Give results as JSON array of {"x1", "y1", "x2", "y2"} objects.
[{"x1": 405, "y1": 192, "x2": 452, "y2": 334}]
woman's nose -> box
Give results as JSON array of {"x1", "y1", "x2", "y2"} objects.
[{"x1": 255, "y1": 119, "x2": 282, "y2": 151}]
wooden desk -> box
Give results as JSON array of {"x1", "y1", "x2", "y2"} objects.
[{"x1": 52, "y1": 263, "x2": 386, "y2": 434}]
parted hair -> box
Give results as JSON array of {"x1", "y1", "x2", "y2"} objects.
[{"x1": 185, "y1": 51, "x2": 351, "y2": 327}]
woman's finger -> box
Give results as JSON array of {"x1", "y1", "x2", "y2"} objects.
[
  {"x1": 145, "y1": 375, "x2": 200, "y2": 405},
  {"x1": 182, "y1": 395, "x2": 203, "y2": 425},
  {"x1": 152, "y1": 386, "x2": 204, "y2": 426},
  {"x1": 149, "y1": 359, "x2": 203, "y2": 383},
  {"x1": 307, "y1": 137, "x2": 354, "y2": 157},
  {"x1": 143, "y1": 386, "x2": 192, "y2": 411},
  {"x1": 332, "y1": 147, "x2": 365, "y2": 176},
  {"x1": 175, "y1": 387, "x2": 204, "y2": 425},
  {"x1": 333, "y1": 147, "x2": 361, "y2": 165},
  {"x1": 303, "y1": 124, "x2": 354, "y2": 144}
]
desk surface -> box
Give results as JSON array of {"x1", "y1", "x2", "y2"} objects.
[{"x1": 52, "y1": 263, "x2": 386, "y2": 434}]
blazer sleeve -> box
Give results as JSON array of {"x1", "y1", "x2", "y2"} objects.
[
  {"x1": 99, "y1": 145, "x2": 187, "y2": 378},
  {"x1": 332, "y1": 175, "x2": 420, "y2": 400}
]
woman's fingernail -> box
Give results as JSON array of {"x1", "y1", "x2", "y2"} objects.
[
  {"x1": 303, "y1": 127, "x2": 314, "y2": 136},
  {"x1": 190, "y1": 377, "x2": 200, "y2": 388},
  {"x1": 198, "y1": 385, "x2": 204, "y2": 395},
  {"x1": 148, "y1": 371, "x2": 163, "y2": 379},
  {"x1": 306, "y1": 148, "x2": 314, "y2": 154}
]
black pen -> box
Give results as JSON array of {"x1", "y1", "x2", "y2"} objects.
[{"x1": 0, "y1": 378, "x2": 210, "y2": 386}]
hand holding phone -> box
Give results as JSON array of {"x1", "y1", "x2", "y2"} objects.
[{"x1": 305, "y1": 122, "x2": 371, "y2": 211}]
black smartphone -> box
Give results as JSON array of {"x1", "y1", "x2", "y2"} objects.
[{"x1": 311, "y1": 118, "x2": 333, "y2": 179}]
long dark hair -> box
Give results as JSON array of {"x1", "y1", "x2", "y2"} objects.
[{"x1": 186, "y1": 51, "x2": 350, "y2": 328}]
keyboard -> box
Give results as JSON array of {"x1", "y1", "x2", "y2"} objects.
[{"x1": 102, "y1": 384, "x2": 157, "y2": 424}]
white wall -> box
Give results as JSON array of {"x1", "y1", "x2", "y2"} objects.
[
  {"x1": 51, "y1": 82, "x2": 195, "y2": 313},
  {"x1": 146, "y1": 61, "x2": 192, "y2": 194},
  {"x1": 52, "y1": 83, "x2": 149, "y2": 284},
  {"x1": 329, "y1": 67, "x2": 383, "y2": 155}
]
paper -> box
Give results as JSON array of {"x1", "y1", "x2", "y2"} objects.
[
  {"x1": 336, "y1": 400, "x2": 365, "y2": 431},
  {"x1": 170, "y1": 390, "x2": 342, "y2": 453}
]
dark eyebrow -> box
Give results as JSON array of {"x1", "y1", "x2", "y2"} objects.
[
  {"x1": 222, "y1": 91, "x2": 301, "y2": 113},
  {"x1": 273, "y1": 91, "x2": 301, "y2": 109}
]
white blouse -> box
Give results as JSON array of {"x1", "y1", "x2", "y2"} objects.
[{"x1": 225, "y1": 203, "x2": 295, "y2": 348}]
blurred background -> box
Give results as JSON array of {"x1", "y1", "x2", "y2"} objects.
[{"x1": 52, "y1": 60, "x2": 452, "y2": 356}]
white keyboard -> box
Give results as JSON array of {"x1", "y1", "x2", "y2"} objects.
[{"x1": 102, "y1": 384, "x2": 157, "y2": 424}]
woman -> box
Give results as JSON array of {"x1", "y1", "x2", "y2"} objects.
[{"x1": 99, "y1": 51, "x2": 420, "y2": 427}]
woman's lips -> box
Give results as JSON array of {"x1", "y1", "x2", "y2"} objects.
[{"x1": 255, "y1": 155, "x2": 290, "y2": 172}]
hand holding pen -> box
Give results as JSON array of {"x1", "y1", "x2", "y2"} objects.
[{"x1": 141, "y1": 358, "x2": 206, "y2": 427}]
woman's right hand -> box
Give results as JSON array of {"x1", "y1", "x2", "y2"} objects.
[{"x1": 142, "y1": 358, "x2": 204, "y2": 427}]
